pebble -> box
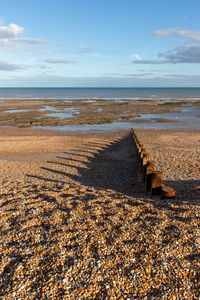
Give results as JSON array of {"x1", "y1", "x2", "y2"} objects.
[{"x1": 0, "y1": 130, "x2": 199, "y2": 298}]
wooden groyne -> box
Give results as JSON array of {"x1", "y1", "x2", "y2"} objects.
[{"x1": 131, "y1": 128, "x2": 176, "y2": 199}]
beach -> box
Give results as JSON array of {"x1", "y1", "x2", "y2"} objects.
[
  {"x1": 1, "y1": 0, "x2": 200, "y2": 296},
  {"x1": 0, "y1": 127, "x2": 199, "y2": 298}
]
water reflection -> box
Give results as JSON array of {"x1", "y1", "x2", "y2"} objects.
[{"x1": 137, "y1": 107, "x2": 200, "y2": 122}]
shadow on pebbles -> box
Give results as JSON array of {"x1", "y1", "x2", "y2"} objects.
[{"x1": 0, "y1": 130, "x2": 199, "y2": 298}]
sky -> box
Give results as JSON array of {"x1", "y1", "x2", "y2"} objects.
[{"x1": 1, "y1": 0, "x2": 200, "y2": 87}]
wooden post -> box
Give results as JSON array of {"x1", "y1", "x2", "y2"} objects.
[
  {"x1": 131, "y1": 129, "x2": 176, "y2": 199},
  {"x1": 132, "y1": 134, "x2": 136, "y2": 148},
  {"x1": 145, "y1": 161, "x2": 155, "y2": 192},
  {"x1": 134, "y1": 136, "x2": 139, "y2": 149},
  {"x1": 138, "y1": 143, "x2": 143, "y2": 160},
  {"x1": 140, "y1": 151, "x2": 148, "y2": 171},
  {"x1": 136, "y1": 140, "x2": 141, "y2": 152},
  {"x1": 141, "y1": 153, "x2": 150, "y2": 182},
  {"x1": 151, "y1": 171, "x2": 162, "y2": 195},
  {"x1": 161, "y1": 186, "x2": 176, "y2": 199},
  {"x1": 139, "y1": 148, "x2": 146, "y2": 165}
]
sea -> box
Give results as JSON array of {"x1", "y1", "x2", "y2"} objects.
[{"x1": 1, "y1": 87, "x2": 200, "y2": 100}]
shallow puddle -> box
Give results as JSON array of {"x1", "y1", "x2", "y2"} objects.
[
  {"x1": 138, "y1": 107, "x2": 200, "y2": 122},
  {"x1": 4, "y1": 109, "x2": 32, "y2": 113}
]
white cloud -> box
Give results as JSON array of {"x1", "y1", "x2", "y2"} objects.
[
  {"x1": 0, "y1": 23, "x2": 24, "y2": 40},
  {"x1": 102, "y1": 72, "x2": 154, "y2": 77},
  {"x1": 131, "y1": 54, "x2": 142, "y2": 60},
  {"x1": 37, "y1": 64, "x2": 52, "y2": 69},
  {"x1": 0, "y1": 23, "x2": 97, "y2": 59},
  {"x1": 132, "y1": 27, "x2": 200, "y2": 64},
  {"x1": 133, "y1": 59, "x2": 167, "y2": 64},
  {"x1": 133, "y1": 43, "x2": 200, "y2": 64},
  {"x1": 153, "y1": 27, "x2": 200, "y2": 42},
  {"x1": 134, "y1": 54, "x2": 141, "y2": 60},
  {"x1": 0, "y1": 23, "x2": 62, "y2": 47},
  {"x1": 159, "y1": 43, "x2": 200, "y2": 63},
  {"x1": 15, "y1": 38, "x2": 62, "y2": 45},
  {"x1": 0, "y1": 59, "x2": 28, "y2": 71},
  {"x1": 45, "y1": 59, "x2": 80, "y2": 64}
]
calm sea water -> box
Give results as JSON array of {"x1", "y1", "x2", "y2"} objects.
[{"x1": 1, "y1": 87, "x2": 200, "y2": 99}]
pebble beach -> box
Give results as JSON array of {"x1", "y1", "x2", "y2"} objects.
[{"x1": 0, "y1": 127, "x2": 199, "y2": 299}]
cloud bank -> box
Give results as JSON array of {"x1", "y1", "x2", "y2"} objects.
[
  {"x1": 1, "y1": 73, "x2": 200, "y2": 87},
  {"x1": 45, "y1": 59, "x2": 80, "y2": 64},
  {"x1": 0, "y1": 23, "x2": 60, "y2": 46},
  {"x1": 154, "y1": 27, "x2": 200, "y2": 42},
  {"x1": 133, "y1": 27, "x2": 200, "y2": 64},
  {"x1": 134, "y1": 43, "x2": 200, "y2": 64},
  {"x1": 0, "y1": 23, "x2": 70, "y2": 73},
  {"x1": 0, "y1": 23, "x2": 24, "y2": 39},
  {"x1": 0, "y1": 59, "x2": 27, "y2": 71}
]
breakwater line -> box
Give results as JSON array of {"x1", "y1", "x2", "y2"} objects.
[{"x1": 131, "y1": 128, "x2": 176, "y2": 199}]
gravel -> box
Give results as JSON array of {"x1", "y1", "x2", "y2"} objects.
[{"x1": 0, "y1": 128, "x2": 199, "y2": 299}]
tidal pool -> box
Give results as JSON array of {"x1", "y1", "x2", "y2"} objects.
[
  {"x1": 137, "y1": 107, "x2": 200, "y2": 122},
  {"x1": 4, "y1": 109, "x2": 32, "y2": 113}
]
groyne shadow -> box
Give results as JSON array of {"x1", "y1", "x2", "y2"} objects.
[
  {"x1": 26, "y1": 132, "x2": 200, "y2": 205},
  {"x1": 27, "y1": 133, "x2": 140, "y2": 196}
]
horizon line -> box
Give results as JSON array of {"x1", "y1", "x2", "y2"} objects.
[{"x1": 0, "y1": 86, "x2": 200, "y2": 89}]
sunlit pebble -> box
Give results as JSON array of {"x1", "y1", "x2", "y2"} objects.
[{"x1": 0, "y1": 129, "x2": 199, "y2": 298}]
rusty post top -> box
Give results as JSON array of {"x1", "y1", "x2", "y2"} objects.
[
  {"x1": 146, "y1": 161, "x2": 155, "y2": 175},
  {"x1": 141, "y1": 148, "x2": 146, "y2": 154},
  {"x1": 142, "y1": 153, "x2": 150, "y2": 165},
  {"x1": 161, "y1": 186, "x2": 176, "y2": 199}
]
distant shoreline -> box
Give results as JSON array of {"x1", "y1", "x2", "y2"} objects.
[{"x1": 1, "y1": 87, "x2": 200, "y2": 100}]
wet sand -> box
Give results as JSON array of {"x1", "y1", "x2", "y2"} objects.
[
  {"x1": 0, "y1": 98, "x2": 200, "y2": 128},
  {"x1": 0, "y1": 127, "x2": 199, "y2": 298}
]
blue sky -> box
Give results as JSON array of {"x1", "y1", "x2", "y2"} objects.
[{"x1": 1, "y1": 0, "x2": 200, "y2": 87}]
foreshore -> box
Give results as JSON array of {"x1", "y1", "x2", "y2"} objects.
[
  {"x1": 0, "y1": 127, "x2": 199, "y2": 298},
  {"x1": 0, "y1": 97, "x2": 199, "y2": 130}
]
